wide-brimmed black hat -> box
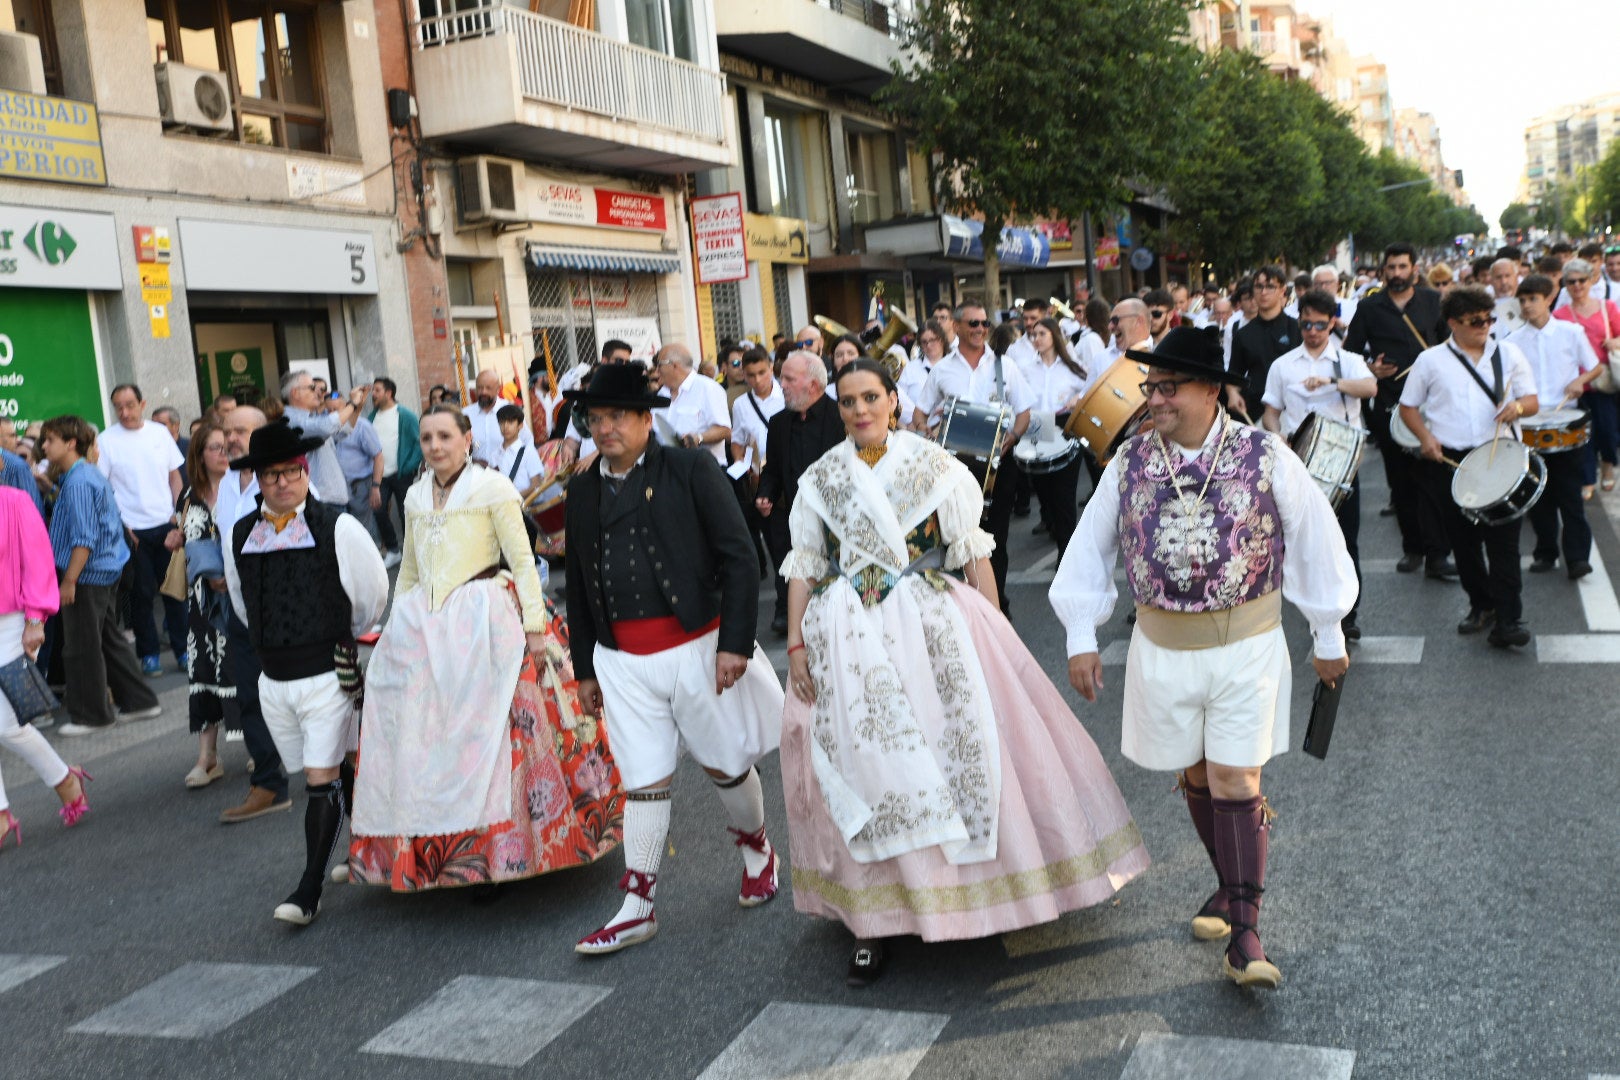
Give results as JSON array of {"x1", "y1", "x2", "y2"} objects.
[
  {"x1": 228, "y1": 418, "x2": 324, "y2": 473},
  {"x1": 1126, "y1": 326, "x2": 1244, "y2": 386},
  {"x1": 561, "y1": 362, "x2": 668, "y2": 411}
]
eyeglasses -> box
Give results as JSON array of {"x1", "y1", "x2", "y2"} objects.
[
  {"x1": 203, "y1": 443, "x2": 229, "y2": 455},
  {"x1": 1149, "y1": 309, "x2": 1168, "y2": 319},
  {"x1": 962, "y1": 318, "x2": 991, "y2": 328},
  {"x1": 1108, "y1": 315, "x2": 1136, "y2": 325},
  {"x1": 1300, "y1": 320, "x2": 1333, "y2": 332},
  {"x1": 793, "y1": 339, "x2": 817, "y2": 349},
  {"x1": 1564, "y1": 277, "x2": 1589, "y2": 287},
  {"x1": 1138, "y1": 378, "x2": 1195, "y2": 399},
  {"x1": 259, "y1": 465, "x2": 306, "y2": 485},
  {"x1": 585, "y1": 409, "x2": 635, "y2": 430},
  {"x1": 1457, "y1": 314, "x2": 1497, "y2": 329}
]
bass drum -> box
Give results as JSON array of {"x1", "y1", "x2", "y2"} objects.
[{"x1": 1065, "y1": 358, "x2": 1152, "y2": 466}]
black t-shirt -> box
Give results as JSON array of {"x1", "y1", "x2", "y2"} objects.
[
  {"x1": 1230, "y1": 312, "x2": 1301, "y2": 407},
  {"x1": 1342, "y1": 286, "x2": 1447, "y2": 406}
]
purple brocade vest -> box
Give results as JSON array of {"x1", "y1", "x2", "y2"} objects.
[{"x1": 1116, "y1": 422, "x2": 1285, "y2": 612}]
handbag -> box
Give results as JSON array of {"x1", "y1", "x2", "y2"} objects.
[
  {"x1": 0, "y1": 653, "x2": 59, "y2": 726},
  {"x1": 159, "y1": 544, "x2": 188, "y2": 601},
  {"x1": 1593, "y1": 301, "x2": 1620, "y2": 394},
  {"x1": 184, "y1": 537, "x2": 223, "y2": 586}
]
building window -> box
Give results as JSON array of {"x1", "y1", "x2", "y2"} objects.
[
  {"x1": 846, "y1": 126, "x2": 898, "y2": 226},
  {"x1": 146, "y1": 0, "x2": 328, "y2": 154},
  {"x1": 764, "y1": 104, "x2": 809, "y2": 220},
  {"x1": 0, "y1": 1, "x2": 60, "y2": 95},
  {"x1": 626, "y1": 0, "x2": 696, "y2": 62}
]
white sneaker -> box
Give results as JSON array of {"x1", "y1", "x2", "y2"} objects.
[
  {"x1": 58, "y1": 721, "x2": 114, "y2": 737},
  {"x1": 383, "y1": 550, "x2": 402, "y2": 569},
  {"x1": 115, "y1": 705, "x2": 162, "y2": 722}
]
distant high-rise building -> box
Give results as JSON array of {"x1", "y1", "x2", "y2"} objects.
[{"x1": 1520, "y1": 93, "x2": 1620, "y2": 204}]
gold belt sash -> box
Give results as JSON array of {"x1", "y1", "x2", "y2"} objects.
[{"x1": 1134, "y1": 591, "x2": 1282, "y2": 651}]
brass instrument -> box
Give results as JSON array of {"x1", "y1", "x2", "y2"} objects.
[
  {"x1": 813, "y1": 313, "x2": 852, "y2": 341},
  {"x1": 814, "y1": 310, "x2": 915, "y2": 384},
  {"x1": 1049, "y1": 297, "x2": 1076, "y2": 323}
]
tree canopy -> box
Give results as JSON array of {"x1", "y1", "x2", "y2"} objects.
[{"x1": 1499, "y1": 202, "x2": 1533, "y2": 233}]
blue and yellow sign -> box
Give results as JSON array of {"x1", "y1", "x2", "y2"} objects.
[{"x1": 0, "y1": 90, "x2": 106, "y2": 187}]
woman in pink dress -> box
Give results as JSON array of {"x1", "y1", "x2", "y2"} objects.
[{"x1": 780, "y1": 360, "x2": 1149, "y2": 985}]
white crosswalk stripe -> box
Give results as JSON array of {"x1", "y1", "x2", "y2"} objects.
[
  {"x1": 1101, "y1": 640, "x2": 1132, "y2": 664},
  {"x1": 697, "y1": 1001, "x2": 948, "y2": 1080},
  {"x1": 0, "y1": 954, "x2": 67, "y2": 996},
  {"x1": 1535, "y1": 634, "x2": 1620, "y2": 663},
  {"x1": 1120, "y1": 1033, "x2": 1354, "y2": 1079},
  {"x1": 360, "y1": 975, "x2": 610, "y2": 1068},
  {"x1": 67, "y1": 962, "x2": 317, "y2": 1039},
  {"x1": 1351, "y1": 635, "x2": 1425, "y2": 663}
]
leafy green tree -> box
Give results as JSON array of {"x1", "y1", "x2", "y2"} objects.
[
  {"x1": 1499, "y1": 202, "x2": 1533, "y2": 233},
  {"x1": 1591, "y1": 139, "x2": 1620, "y2": 232},
  {"x1": 881, "y1": 0, "x2": 1200, "y2": 303}
]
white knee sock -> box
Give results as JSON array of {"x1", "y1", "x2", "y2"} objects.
[
  {"x1": 608, "y1": 793, "x2": 670, "y2": 924},
  {"x1": 714, "y1": 769, "x2": 771, "y2": 876}
]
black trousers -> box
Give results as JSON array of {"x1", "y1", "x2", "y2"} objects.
[
  {"x1": 228, "y1": 612, "x2": 289, "y2": 800},
  {"x1": 966, "y1": 455, "x2": 1017, "y2": 615},
  {"x1": 61, "y1": 581, "x2": 160, "y2": 728},
  {"x1": 1027, "y1": 455, "x2": 1082, "y2": 555},
  {"x1": 1370, "y1": 402, "x2": 1448, "y2": 560},
  {"x1": 764, "y1": 514, "x2": 790, "y2": 619},
  {"x1": 374, "y1": 471, "x2": 411, "y2": 552},
  {"x1": 128, "y1": 523, "x2": 188, "y2": 661},
  {"x1": 1416, "y1": 452, "x2": 1522, "y2": 622},
  {"x1": 1337, "y1": 473, "x2": 1362, "y2": 616},
  {"x1": 1527, "y1": 449, "x2": 1591, "y2": 567}
]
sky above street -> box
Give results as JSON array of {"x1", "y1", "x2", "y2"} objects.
[{"x1": 1303, "y1": 0, "x2": 1620, "y2": 231}]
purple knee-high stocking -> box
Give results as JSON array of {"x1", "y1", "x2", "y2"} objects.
[
  {"x1": 1211, "y1": 794, "x2": 1271, "y2": 968},
  {"x1": 1181, "y1": 775, "x2": 1228, "y2": 921}
]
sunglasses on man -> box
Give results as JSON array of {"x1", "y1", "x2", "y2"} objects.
[
  {"x1": 1456, "y1": 314, "x2": 1496, "y2": 329},
  {"x1": 961, "y1": 318, "x2": 991, "y2": 329}
]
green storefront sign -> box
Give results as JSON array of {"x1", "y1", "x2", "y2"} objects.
[{"x1": 0, "y1": 286, "x2": 103, "y2": 431}]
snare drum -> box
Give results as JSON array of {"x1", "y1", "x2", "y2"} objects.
[
  {"x1": 1013, "y1": 410, "x2": 1082, "y2": 474},
  {"x1": 1288, "y1": 413, "x2": 1366, "y2": 510},
  {"x1": 1520, "y1": 408, "x2": 1590, "y2": 454},
  {"x1": 936, "y1": 397, "x2": 1014, "y2": 462},
  {"x1": 1388, "y1": 407, "x2": 1424, "y2": 454},
  {"x1": 1452, "y1": 439, "x2": 1546, "y2": 526},
  {"x1": 1065, "y1": 358, "x2": 1151, "y2": 465}
]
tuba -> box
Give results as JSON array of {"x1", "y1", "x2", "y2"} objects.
[
  {"x1": 1049, "y1": 296, "x2": 1076, "y2": 323},
  {"x1": 865, "y1": 307, "x2": 914, "y2": 383}
]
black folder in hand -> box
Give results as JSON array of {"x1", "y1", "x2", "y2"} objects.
[{"x1": 1303, "y1": 671, "x2": 1345, "y2": 760}]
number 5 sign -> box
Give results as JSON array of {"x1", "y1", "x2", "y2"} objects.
[{"x1": 177, "y1": 219, "x2": 379, "y2": 296}]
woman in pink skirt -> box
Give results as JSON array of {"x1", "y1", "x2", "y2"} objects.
[{"x1": 781, "y1": 360, "x2": 1149, "y2": 985}]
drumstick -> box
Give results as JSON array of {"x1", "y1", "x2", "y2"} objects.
[{"x1": 1441, "y1": 455, "x2": 1462, "y2": 469}]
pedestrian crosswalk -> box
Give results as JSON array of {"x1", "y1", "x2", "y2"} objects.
[{"x1": 10, "y1": 950, "x2": 1374, "y2": 1077}]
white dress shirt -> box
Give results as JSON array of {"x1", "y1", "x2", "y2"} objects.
[
  {"x1": 1504, "y1": 319, "x2": 1592, "y2": 408},
  {"x1": 1019, "y1": 353, "x2": 1091, "y2": 414},
  {"x1": 1050, "y1": 416, "x2": 1356, "y2": 660},
  {"x1": 223, "y1": 502, "x2": 390, "y2": 637},
  {"x1": 1491, "y1": 297, "x2": 1525, "y2": 342},
  {"x1": 1261, "y1": 343, "x2": 1373, "y2": 437},
  {"x1": 658, "y1": 368, "x2": 731, "y2": 463},
  {"x1": 729, "y1": 382, "x2": 785, "y2": 470},
  {"x1": 1399, "y1": 338, "x2": 1537, "y2": 450},
  {"x1": 1073, "y1": 327, "x2": 1108, "y2": 376},
  {"x1": 496, "y1": 439, "x2": 543, "y2": 493},
  {"x1": 898, "y1": 353, "x2": 937, "y2": 405},
  {"x1": 1003, "y1": 334, "x2": 1038, "y2": 370},
  {"x1": 916, "y1": 347, "x2": 1035, "y2": 423},
  {"x1": 463, "y1": 402, "x2": 505, "y2": 466}
]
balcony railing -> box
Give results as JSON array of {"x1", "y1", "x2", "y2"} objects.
[
  {"x1": 815, "y1": 0, "x2": 911, "y2": 41},
  {"x1": 413, "y1": 7, "x2": 728, "y2": 144}
]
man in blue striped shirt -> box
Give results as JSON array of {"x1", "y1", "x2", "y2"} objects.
[{"x1": 39, "y1": 416, "x2": 162, "y2": 735}]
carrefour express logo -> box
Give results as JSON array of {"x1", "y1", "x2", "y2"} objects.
[{"x1": 23, "y1": 220, "x2": 75, "y2": 265}]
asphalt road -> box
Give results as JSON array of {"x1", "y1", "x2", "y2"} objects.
[{"x1": 4, "y1": 446, "x2": 1620, "y2": 1080}]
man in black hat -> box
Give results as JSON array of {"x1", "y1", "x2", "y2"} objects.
[
  {"x1": 564, "y1": 363, "x2": 784, "y2": 956},
  {"x1": 223, "y1": 419, "x2": 389, "y2": 927},
  {"x1": 1051, "y1": 326, "x2": 1356, "y2": 991}
]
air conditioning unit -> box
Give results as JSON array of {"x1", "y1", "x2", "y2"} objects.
[
  {"x1": 455, "y1": 156, "x2": 527, "y2": 226},
  {"x1": 154, "y1": 62, "x2": 232, "y2": 133}
]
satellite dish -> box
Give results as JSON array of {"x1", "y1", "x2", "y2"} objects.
[{"x1": 195, "y1": 76, "x2": 229, "y2": 121}]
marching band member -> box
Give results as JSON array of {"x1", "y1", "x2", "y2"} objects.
[
  {"x1": 1261, "y1": 289, "x2": 1377, "y2": 639},
  {"x1": 1344, "y1": 243, "x2": 1456, "y2": 580},
  {"x1": 223, "y1": 420, "x2": 390, "y2": 926},
  {"x1": 1053, "y1": 326, "x2": 1356, "y2": 990},
  {"x1": 1399, "y1": 286, "x2": 1539, "y2": 648},
  {"x1": 564, "y1": 364, "x2": 784, "y2": 956},
  {"x1": 916, "y1": 303, "x2": 1033, "y2": 612},
  {"x1": 1227, "y1": 266, "x2": 1300, "y2": 422},
  {"x1": 1511, "y1": 275, "x2": 1599, "y2": 576},
  {"x1": 782, "y1": 359, "x2": 1147, "y2": 985},
  {"x1": 1017, "y1": 316, "x2": 1091, "y2": 553}
]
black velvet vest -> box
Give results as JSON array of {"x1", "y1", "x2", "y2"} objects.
[
  {"x1": 233, "y1": 500, "x2": 353, "y2": 680},
  {"x1": 599, "y1": 472, "x2": 673, "y2": 623}
]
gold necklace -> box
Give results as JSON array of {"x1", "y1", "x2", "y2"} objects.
[
  {"x1": 1153, "y1": 414, "x2": 1231, "y2": 575},
  {"x1": 856, "y1": 440, "x2": 888, "y2": 467}
]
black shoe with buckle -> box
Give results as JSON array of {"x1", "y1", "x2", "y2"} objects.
[
  {"x1": 1457, "y1": 608, "x2": 1496, "y2": 635},
  {"x1": 1396, "y1": 554, "x2": 1423, "y2": 573},
  {"x1": 847, "y1": 940, "x2": 888, "y2": 987},
  {"x1": 1488, "y1": 620, "x2": 1531, "y2": 648},
  {"x1": 1529, "y1": 558, "x2": 1557, "y2": 574},
  {"x1": 1342, "y1": 615, "x2": 1362, "y2": 642}
]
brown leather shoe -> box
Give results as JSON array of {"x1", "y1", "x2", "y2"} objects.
[{"x1": 219, "y1": 786, "x2": 292, "y2": 824}]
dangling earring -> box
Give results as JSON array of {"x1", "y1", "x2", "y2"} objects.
[{"x1": 888, "y1": 412, "x2": 899, "y2": 431}]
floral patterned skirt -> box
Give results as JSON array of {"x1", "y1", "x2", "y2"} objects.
[{"x1": 348, "y1": 598, "x2": 623, "y2": 891}]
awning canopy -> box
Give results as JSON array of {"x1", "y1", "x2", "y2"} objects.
[
  {"x1": 526, "y1": 243, "x2": 681, "y2": 274},
  {"x1": 940, "y1": 215, "x2": 1051, "y2": 269}
]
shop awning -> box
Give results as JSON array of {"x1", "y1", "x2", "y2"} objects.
[
  {"x1": 940, "y1": 215, "x2": 1051, "y2": 268},
  {"x1": 526, "y1": 243, "x2": 681, "y2": 274}
]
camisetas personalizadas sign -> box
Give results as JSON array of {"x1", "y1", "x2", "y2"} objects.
[
  {"x1": 532, "y1": 178, "x2": 669, "y2": 232},
  {"x1": 0, "y1": 90, "x2": 106, "y2": 187}
]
